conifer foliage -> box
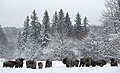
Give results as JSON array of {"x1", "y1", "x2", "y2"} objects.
[
  {"x1": 41, "y1": 10, "x2": 50, "y2": 47},
  {"x1": 74, "y1": 12, "x2": 83, "y2": 39},
  {"x1": 17, "y1": 9, "x2": 89, "y2": 60},
  {"x1": 64, "y1": 12, "x2": 73, "y2": 37}
]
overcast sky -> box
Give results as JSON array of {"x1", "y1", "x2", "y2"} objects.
[{"x1": 0, "y1": 0, "x2": 105, "y2": 27}]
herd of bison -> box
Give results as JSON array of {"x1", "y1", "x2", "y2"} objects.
[{"x1": 2, "y1": 57, "x2": 118, "y2": 69}]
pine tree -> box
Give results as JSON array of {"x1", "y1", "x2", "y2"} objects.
[
  {"x1": 22, "y1": 16, "x2": 30, "y2": 43},
  {"x1": 41, "y1": 10, "x2": 50, "y2": 47},
  {"x1": 83, "y1": 16, "x2": 89, "y2": 31},
  {"x1": 51, "y1": 11, "x2": 58, "y2": 36},
  {"x1": 64, "y1": 12, "x2": 73, "y2": 36},
  {"x1": 74, "y1": 12, "x2": 82, "y2": 39},
  {"x1": 16, "y1": 16, "x2": 30, "y2": 58},
  {"x1": 42, "y1": 10, "x2": 50, "y2": 33},
  {"x1": 57, "y1": 9, "x2": 65, "y2": 35},
  {"x1": 29, "y1": 9, "x2": 41, "y2": 59},
  {"x1": 75, "y1": 12, "x2": 81, "y2": 25},
  {"x1": 30, "y1": 9, "x2": 41, "y2": 43},
  {"x1": 83, "y1": 16, "x2": 88, "y2": 28}
]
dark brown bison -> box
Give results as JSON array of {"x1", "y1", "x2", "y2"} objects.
[
  {"x1": 91, "y1": 60, "x2": 96, "y2": 67},
  {"x1": 79, "y1": 57, "x2": 98, "y2": 67},
  {"x1": 38, "y1": 62, "x2": 43, "y2": 69},
  {"x1": 79, "y1": 57, "x2": 93, "y2": 67},
  {"x1": 110, "y1": 58, "x2": 118, "y2": 66},
  {"x1": 79, "y1": 58, "x2": 86, "y2": 67},
  {"x1": 72, "y1": 59, "x2": 79, "y2": 67},
  {"x1": 84, "y1": 57, "x2": 93, "y2": 67},
  {"x1": 45, "y1": 59, "x2": 52, "y2": 68},
  {"x1": 3, "y1": 61, "x2": 16, "y2": 68},
  {"x1": 62, "y1": 57, "x2": 73, "y2": 68},
  {"x1": 79, "y1": 57, "x2": 106, "y2": 67},
  {"x1": 26, "y1": 60, "x2": 36, "y2": 69},
  {"x1": 62, "y1": 57, "x2": 67, "y2": 64},
  {"x1": 96, "y1": 59, "x2": 106, "y2": 67},
  {"x1": 15, "y1": 58, "x2": 24, "y2": 68}
]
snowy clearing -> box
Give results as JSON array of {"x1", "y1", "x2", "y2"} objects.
[{"x1": 0, "y1": 59, "x2": 120, "y2": 73}]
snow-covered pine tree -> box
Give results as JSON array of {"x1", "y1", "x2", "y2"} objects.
[
  {"x1": 55, "y1": 9, "x2": 67, "y2": 45},
  {"x1": 42, "y1": 10, "x2": 50, "y2": 33},
  {"x1": 81, "y1": 16, "x2": 89, "y2": 37},
  {"x1": 57, "y1": 9, "x2": 65, "y2": 36},
  {"x1": 16, "y1": 16, "x2": 31, "y2": 59},
  {"x1": 64, "y1": 12, "x2": 73, "y2": 37},
  {"x1": 28, "y1": 9, "x2": 41, "y2": 60},
  {"x1": 30, "y1": 9, "x2": 41, "y2": 42},
  {"x1": 22, "y1": 16, "x2": 30, "y2": 43},
  {"x1": 51, "y1": 11, "x2": 58, "y2": 36},
  {"x1": 74, "y1": 12, "x2": 83, "y2": 39},
  {"x1": 83, "y1": 16, "x2": 89, "y2": 31},
  {"x1": 16, "y1": 16, "x2": 34, "y2": 59},
  {"x1": 41, "y1": 10, "x2": 51, "y2": 47}
]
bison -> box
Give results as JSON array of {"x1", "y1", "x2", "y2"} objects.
[
  {"x1": 79, "y1": 57, "x2": 106, "y2": 67},
  {"x1": 15, "y1": 58, "x2": 24, "y2": 68},
  {"x1": 45, "y1": 59, "x2": 52, "y2": 68},
  {"x1": 3, "y1": 61, "x2": 16, "y2": 68},
  {"x1": 38, "y1": 62, "x2": 43, "y2": 69},
  {"x1": 72, "y1": 59, "x2": 79, "y2": 67},
  {"x1": 79, "y1": 57, "x2": 93, "y2": 67},
  {"x1": 62, "y1": 57, "x2": 67, "y2": 65},
  {"x1": 79, "y1": 58, "x2": 86, "y2": 67},
  {"x1": 84, "y1": 57, "x2": 93, "y2": 67},
  {"x1": 96, "y1": 59, "x2": 106, "y2": 67},
  {"x1": 62, "y1": 57, "x2": 73, "y2": 68},
  {"x1": 91, "y1": 60, "x2": 96, "y2": 67},
  {"x1": 26, "y1": 60, "x2": 36, "y2": 69},
  {"x1": 110, "y1": 58, "x2": 118, "y2": 66}
]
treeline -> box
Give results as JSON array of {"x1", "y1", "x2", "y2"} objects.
[
  {"x1": 16, "y1": 9, "x2": 89, "y2": 60},
  {"x1": 2, "y1": 0, "x2": 120, "y2": 61}
]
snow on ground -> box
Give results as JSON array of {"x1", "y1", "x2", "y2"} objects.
[{"x1": 0, "y1": 59, "x2": 120, "y2": 73}]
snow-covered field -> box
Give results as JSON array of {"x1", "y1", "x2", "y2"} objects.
[{"x1": 0, "y1": 59, "x2": 120, "y2": 73}]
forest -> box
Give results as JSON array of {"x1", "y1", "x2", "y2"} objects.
[{"x1": 0, "y1": 0, "x2": 120, "y2": 61}]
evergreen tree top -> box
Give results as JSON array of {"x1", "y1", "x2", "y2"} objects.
[
  {"x1": 65, "y1": 12, "x2": 71, "y2": 25},
  {"x1": 83, "y1": 16, "x2": 89, "y2": 25},
  {"x1": 42, "y1": 10, "x2": 50, "y2": 33},
  {"x1": 75, "y1": 12, "x2": 81, "y2": 25},
  {"x1": 42, "y1": 10, "x2": 50, "y2": 24},
  {"x1": 24, "y1": 16, "x2": 30, "y2": 28},
  {"x1": 58, "y1": 9, "x2": 64, "y2": 22},
  {"x1": 30, "y1": 9, "x2": 39, "y2": 28},
  {"x1": 31, "y1": 9, "x2": 38, "y2": 22},
  {"x1": 52, "y1": 11, "x2": 58, "y2": 24}
]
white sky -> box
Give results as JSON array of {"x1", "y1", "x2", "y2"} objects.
[{"x1": 0, "y1": 0, "x2": 105, "y2": 27}]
